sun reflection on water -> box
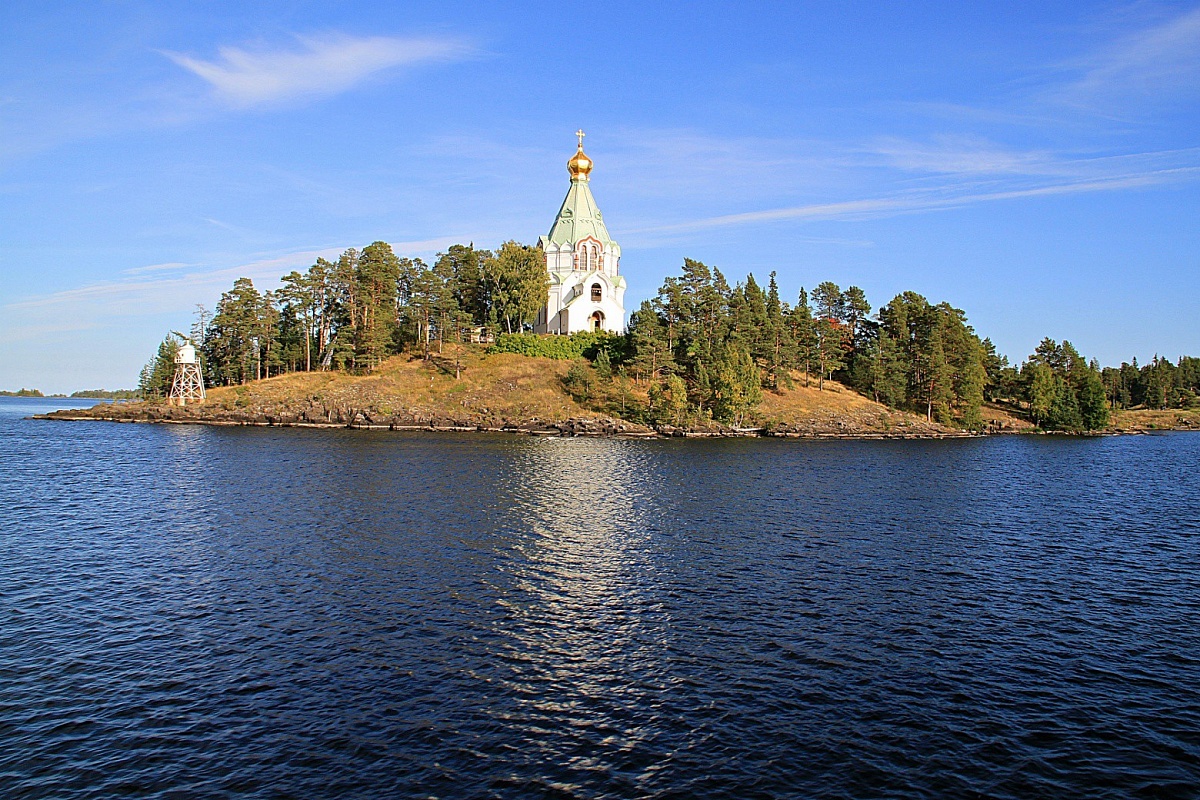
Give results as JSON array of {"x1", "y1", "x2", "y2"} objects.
[{"x1": 485, "y1": 438, "x2": 678, "y2": 756}]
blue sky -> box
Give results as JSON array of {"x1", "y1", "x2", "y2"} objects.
[{"x1": 2, "y1": 1, "x2": 1198, "y2": 392}]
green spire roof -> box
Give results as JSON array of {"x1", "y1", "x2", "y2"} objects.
[{"x1": 545, "y1": 177, "x2": 615, "y2": 248}]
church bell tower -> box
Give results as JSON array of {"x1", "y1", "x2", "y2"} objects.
[{"x1": 534, "y1": 131, "x2": 627, "y2": 334}]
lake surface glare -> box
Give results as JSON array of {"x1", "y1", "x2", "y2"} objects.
[{"x1": 2, "y1": 397, "x2": 1199, "y2": 798}]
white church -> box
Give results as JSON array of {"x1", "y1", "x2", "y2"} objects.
[{"x1": 534, "y1": 132, "x2": 627, "y2": 335}]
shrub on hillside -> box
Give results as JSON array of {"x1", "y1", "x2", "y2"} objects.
[{"x1": 488, "y1": 332, "x2": 614, "y2": 360}]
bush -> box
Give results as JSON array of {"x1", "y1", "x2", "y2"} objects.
[
  {"x1": 564, "y1": 361, "x2": 592, "y2": 400},
  {"x1": 488, "y1": 331, "x2": 615, "y2": 361}
]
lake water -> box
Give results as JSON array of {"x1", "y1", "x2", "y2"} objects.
[{"x1": 3, "y1": 395, "x2": 1199, "y2": 798}]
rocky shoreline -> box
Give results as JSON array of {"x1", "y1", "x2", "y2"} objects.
[
  {"x1": 34, "y1": 402, "x2": 980, "y2": 440},
  {"x1": 35, "y1": 392, "x2": 1197, "y2": 439}
]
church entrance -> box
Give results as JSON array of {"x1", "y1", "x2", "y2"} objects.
[{"x1": 590, "y1": 311, "x2": 604, "y2": 331}]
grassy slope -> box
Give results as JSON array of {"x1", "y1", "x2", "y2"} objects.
[
  {"x1": 1110, "y1": 408, "x2": 1200, "y2": 430},
  {"x1": 973, "y1": 399, "x2": 1200, "y2": 432},
  {"x1": 755, "y1": 378, "x2": 955, "y2": 434},
  {"x1": 201, "y1": 347, "x2": 597, "y2": 425},
  {"x1": 63, "y1": 343, "x2": 959, "y2": 434},
  {"x1": 82, "y1": 344, "x2": 1200, "y2": 434}
]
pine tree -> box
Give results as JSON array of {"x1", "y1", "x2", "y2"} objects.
[
  {"x1": 435, "y1": 244, "x2": 489, "y2": 327},
  {"x1": 814, "y1": 317, "x2": 847, "y2": 390},
  {"x1": 1079, "y1": 369, "x2": 1110, "y2": 430},
  {"x1": 1023, "y1": 362, "x2": 1055, "y2": 427},
  {"x1": 354, "y1": 242, "x2": 402, "y2": 370},
  {"x1": 627, "y1": 300, "x2": 672, "y2": 384},
  {"x1": 139, "y1": 334, "x2": 180, "y2": 400},
  {"x1": 204, "y1": 277, "x2": 263, "y2": 385},
  {"x1": 764, "y1": 272, "x2": 794, "y2": 389},
  {"x1": 789, "y1": 288, "x2": 816, "y2": 388},
  {"x1": 1047, "y1": 375, "x2": 1084, "y2": 431},
  {"x1": 593, "y1": 348, "x2": 612, "y2": 383},
  {"x1": 279, "y1": 271, "x2": 315, "y2": 371}
]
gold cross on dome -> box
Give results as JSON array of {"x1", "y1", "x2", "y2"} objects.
[{"x1": 575, "y1": 129, "x2": 586, "y2": 147}]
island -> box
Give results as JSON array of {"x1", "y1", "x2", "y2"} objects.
[{"x1": 34, "y1": 138, "x2": 1200, "y2": 437}]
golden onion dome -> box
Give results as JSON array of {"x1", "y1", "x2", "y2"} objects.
[{"x1": 567, "y1": 129, "x2": 593, "y2": 180}]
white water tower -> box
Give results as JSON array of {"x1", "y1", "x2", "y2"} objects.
[{"x1": 168, "y1": 339, "x2": 206, "y2": 406}]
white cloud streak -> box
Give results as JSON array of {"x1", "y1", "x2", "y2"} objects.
[
  {"x1": 122, "y1": 261, "x2": 192, "y2": 276},
  {"x1": 163, "y1": 33, "x2": 473, "y2": 107},
  {"x1": 633, "y1": 166, "x2": 1200, "y2": 235},
  {"x1": 2, "y1": 238, "x2": 459, "y2": 325},
  {"x1": 1069, "y1": 7, "x2": 1200, "y2": 99},
  {"x1": 866, "y1": 135, "x2": 1061, "y2": 176}
]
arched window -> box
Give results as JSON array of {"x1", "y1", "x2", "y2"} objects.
[
  {"x1": 591, "y1": 283, "x2": 602, "y2": 302},
  {"x1": 578, "y1": 241, "x2": 600, "y2": 272}
]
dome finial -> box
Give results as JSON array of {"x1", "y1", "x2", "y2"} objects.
[{"x1": 567, "y1": 130, "x2": 593, "y2": 180}]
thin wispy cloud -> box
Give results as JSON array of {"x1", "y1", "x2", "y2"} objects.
[
  {"x1": 634, "y1": 166, "x2": 1200, "y2": 235},
  {"x1": 4, "y1": 238, "x2": 460, "y2": 320},
  {"x1": 163, "y1": 33, "x2": 473, "y2": 107},
  {"x1": 5, "y1": 249, "x2": 340, "y2": 317},
  {"x1": 864, "y1": 137, "x2": 1200, "y2": 181},
  {"x1": 1062, "y1": 6, "x2": 1200, "y2": 109},
  {"x1": 867, "y1": 136, "x2": 1060, "y2": 176},
  {"x1": 122, "y1": 261, "x2": 193, "y2": 276},
  {"x1": 203, "y1": 217, "x2": 245, "y2": 233}
]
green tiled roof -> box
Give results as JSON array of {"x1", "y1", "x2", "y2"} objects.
[{"x1": 546, "y1": 178, "x2": 615, "y2": 248}]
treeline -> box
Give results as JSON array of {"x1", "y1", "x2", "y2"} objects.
[
  {"x1": 622, "y1": 259, "x2": 989, "y2": 427},
  {"x1": 71, "y1": 389, "x2": 139, "y2": 399},
  {"x1": 978, "y1": 338, "x2": 1109, "y2": 431},
  {"x1": 141, "y1": 241, "x2": 1193, "y2": 431},
  {"x1": 140, "y1": 241, "x2": 547, "y2": 395},
  {"x1": 1101, "y1": 356, "x2": 1200, "y2": 411}
]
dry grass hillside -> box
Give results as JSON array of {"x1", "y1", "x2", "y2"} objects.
[
  {"x1": 754, "y1": 378, "x2": 957, "y2": 436},
  {"x1": 1110, "y1": 407, "x2": 1200, "y2": 431},
  {"x1": 52, "y1": 344, "x2": 972, "y2": 437},
  {"x1": 200, "y1": 347, "x2": 597, "y2": 427}
]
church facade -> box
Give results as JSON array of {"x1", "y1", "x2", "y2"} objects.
[{"x1": 534, "y1": 132, "x2": 627, "y2": 335}]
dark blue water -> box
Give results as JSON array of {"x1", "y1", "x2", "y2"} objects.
[{"x1": 3, "y1": 396, "x2": 1199, "y2": 799}]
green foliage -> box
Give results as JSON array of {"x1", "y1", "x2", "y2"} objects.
[
  {"x1": 141, "y1": 227, "x2": 1193, "y2": 437},
  {"x1": 485, "y1": 241, "x2": 549, "y2": 334},
  {"x1": 626, "y1": 299, "x2": 674, "y2": 383},
  {"x1": 70, "y1": 389, "x2": 139, "y2": 399},
  {"x1": 488, "y1": 331, "x2": 614, "y2": 360},
  {"x1": 203, "y1": 278, "x2": 264, "y2": 385},
  {"x1": 354, "y1": 241, "x2": 402, "y2": 370},
  {"x1": 981, "y1": 337, "x2": 1019, "y2": 401},
  {"x1": 1048, "y1": 375, "x2": 1083, "y2": 431},
  {"x1": 1024, "y1": 362, "x2": 1055, "y2": 426},
  {"x1": 188, "y1": 239, "x2": 546, "y2": 383},
  {"x1": 592, "y1": 348, "x2": 613, "y2": 383},
  {"x1": 870, "y1": 332, "x2": 908, "y2": 407},
  {"x1": 1079, "y1": 370, "x2": 1110, "y2": 431},
  {"x1": 1102, "y1": 355, "x2": 1200, "y2": 411},
  {"x1": 1021, "y1": 339, "x2": 1109, "y2": 431},
  {"x1": 564, "y1": 361, "x2": 592, "y2": 400},
  {"x1": 649, "y1": 373, "x2": 688, "y2": 425},
  {"x1": 139, "y1": 334, "x2": 180, "y2": 400},
  {"x1": 708, "y1": 343, "x2": 762, "y2": 426},
  {"x1": 869, "y1": 292, "x2": 986, "y2": 426},
  {"x1": 0, "y1": 388, "x2": 45, "y2": 397}
]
